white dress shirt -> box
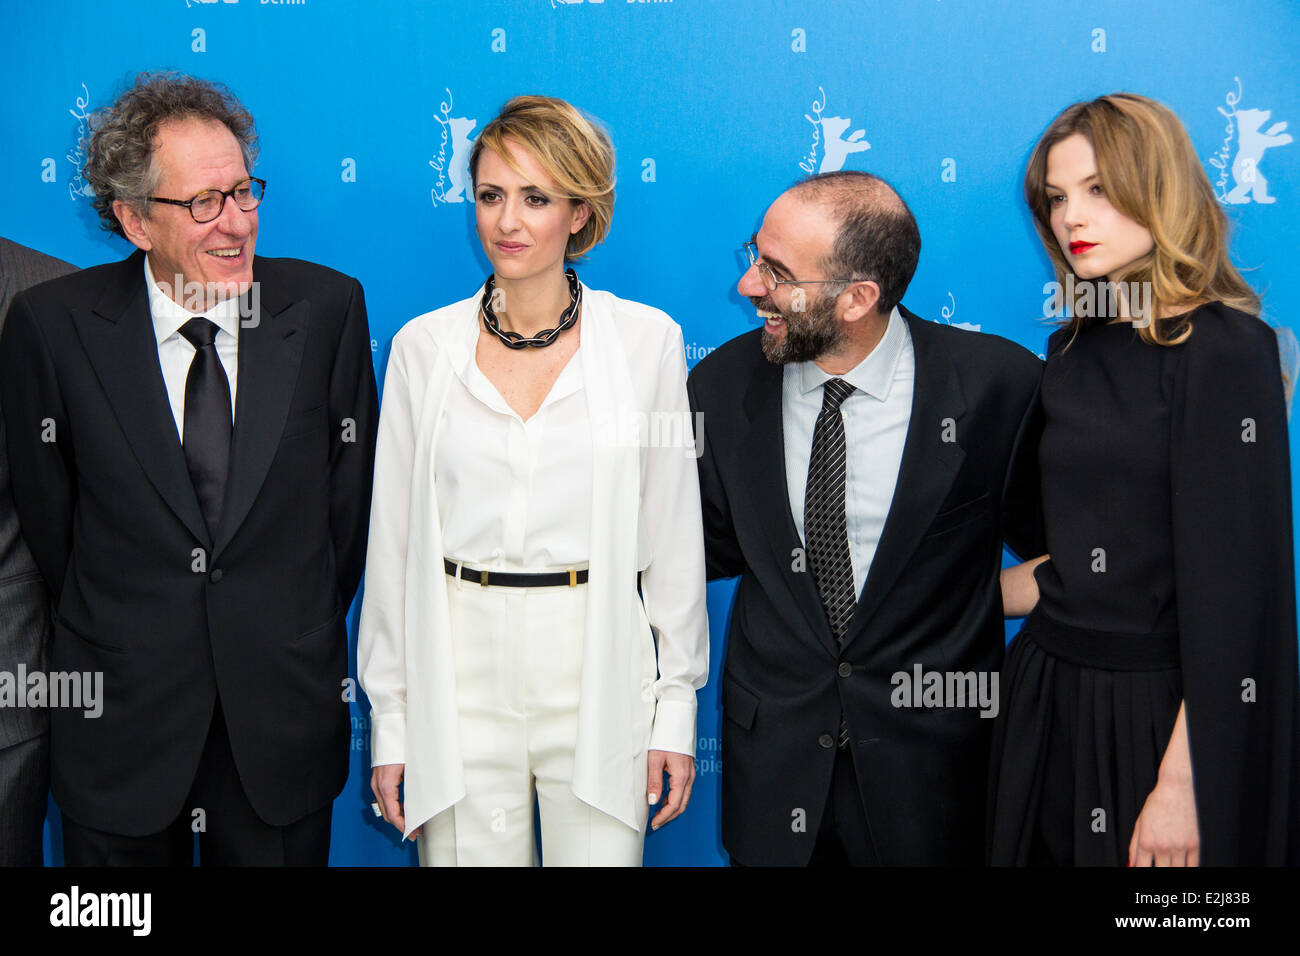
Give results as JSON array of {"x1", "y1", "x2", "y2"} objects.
[
  {"x1": 784, "y1": 305, "x2": 915, "y2": 598},
  {"x1": 144, "y1": 256, "x2": 240, "y2": 442},
  {"x1": 435, "y1": 349, "x2": 592, "y2": 569}
]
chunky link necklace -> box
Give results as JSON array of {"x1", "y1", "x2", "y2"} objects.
[{"x1": 479, "y1": 269, "x2": 582, "y2": 349}]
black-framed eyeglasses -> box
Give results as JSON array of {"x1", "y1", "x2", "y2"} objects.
[
  {"x1": 149, "y1": 177, "x2": 266, "y2": 223},
  {"x1": 743, "y1": 240, "x2": 866, "y2": 293}
]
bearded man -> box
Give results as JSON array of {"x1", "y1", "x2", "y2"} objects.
[{"x1": 687, "y1": 171, "x2": 1043, "y2": 866}]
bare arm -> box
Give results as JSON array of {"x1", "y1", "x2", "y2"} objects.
[
  {"x1": 1000, "y1": 554, "x2": 1049, "y2": 617},
  {"x1": 1129, "y1": 702, "x2": 1199, "y2": 867}
]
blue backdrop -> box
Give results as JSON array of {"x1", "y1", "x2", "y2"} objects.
[{"x1": 2, "y1": 0, "x2": 1296, "y2": 866}]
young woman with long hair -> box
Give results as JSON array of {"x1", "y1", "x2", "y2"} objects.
[{"x1": 990, "y1": 92, "x2": 1300, "y2": 866}]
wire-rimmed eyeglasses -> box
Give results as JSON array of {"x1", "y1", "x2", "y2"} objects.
[{"x1": 742, "y1": 240, "x2": 866, "y2": 293}]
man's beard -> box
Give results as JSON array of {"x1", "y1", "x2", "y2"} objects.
[{"x1": 758, "y1": 290, "x2": 844, "y2": 364}]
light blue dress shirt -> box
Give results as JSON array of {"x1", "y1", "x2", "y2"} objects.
[{"x1": 783, "y1": 306, "x2": 915, "y2": 599}]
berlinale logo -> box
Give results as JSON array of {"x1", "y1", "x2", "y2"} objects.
[
  {"x1": 1208, "y1": 77, "x2": 1292, "y2": 205},
  {"x1": 799, "y1": 87, "x2": 870, "y2": 175},
  {"x1": 66, "y1": 83, "x2": 96, "y2": 201},
  {"x1": 430, "y1": 89, "x2": 478, "y2": 206}
]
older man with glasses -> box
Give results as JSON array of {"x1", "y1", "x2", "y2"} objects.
[
  {"x1": 0, "y1": 72, "x2": 377, "y2": 865},
  {"x1": 688, "y1": 171, "x2": 1044, "y2": 866}
]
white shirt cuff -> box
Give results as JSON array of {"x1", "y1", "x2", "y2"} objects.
[
  {"x1": 648, "y1": 698, "x2": 697, "y2": 757},
  {"x1": 369, "y1": 711, "x2": 407, "y2": 767}
]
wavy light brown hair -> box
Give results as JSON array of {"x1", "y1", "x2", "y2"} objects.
[
  {"x1": 469, "y1": 95, "x2": 615, "y2": 260},
  {"x1": 1025, "y1": 92, "x2": 1259, "y2": 346}
]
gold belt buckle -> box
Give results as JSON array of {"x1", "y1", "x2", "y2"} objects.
[
  {"x1": 568, "y1": 569, "x2": 577, "y2": 588},
  {"x1": 480, "y1": 569, "x2": 489, "y2": 587}
]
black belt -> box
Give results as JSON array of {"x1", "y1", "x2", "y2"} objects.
[
  {"x1": 444, "y1": 558, "x2": 588, "y2": 588},
  {"x1": 1022, "y1": 608, "x2": 1180, "y2": 671}
]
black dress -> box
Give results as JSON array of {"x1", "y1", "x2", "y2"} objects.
[{"x1": 988, "y1": 302, "x2": 1300, "y2": 865}]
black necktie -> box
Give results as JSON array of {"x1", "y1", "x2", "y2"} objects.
[
  {"x1": 805, "y1": 378, "x2": 856, "y2": 750},
  {"x1": 178, "y1": 317, "x2": 232, "y2": 540}
]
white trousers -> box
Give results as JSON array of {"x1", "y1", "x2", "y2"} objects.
[{"x1": 417, "y1": 577, "x2": 648, "y2": 866}]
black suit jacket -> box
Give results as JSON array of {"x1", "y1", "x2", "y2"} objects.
[
  {"x1": 0, "y1": 249, "x2": 378, "y2": 835},
  {"x1": 0, "y1": 238, "x2": 77, "y2": 751},
  {"x1": 688, "y1": 307, "x2": 1043, "y2": 865}
]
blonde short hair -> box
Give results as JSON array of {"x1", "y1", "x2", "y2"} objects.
[{"x1": 470, "y1": 95, "x2": 615, "y2": 260}]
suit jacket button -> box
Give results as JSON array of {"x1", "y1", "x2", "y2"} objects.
[
  {"x1": 209, "y1": 569, "x2": 223, "y2": 583},
  {"x1": 838, "y1": 662, "x2": 852, "y2": 678},
  {"x1": 818, "y1": 734, "x2": 834, "y2": 749}
]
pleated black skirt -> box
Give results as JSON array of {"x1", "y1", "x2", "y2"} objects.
[{"x1": 987, "y1": 608, "x2": 1182, "y2": 866}]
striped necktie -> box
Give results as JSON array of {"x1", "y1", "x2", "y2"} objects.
[{"x1": 804, "y1": 377, "x2": 857, "y2": 748}]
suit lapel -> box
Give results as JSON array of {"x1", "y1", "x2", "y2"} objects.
[
  {"x1": 842, "y1": 309, "x2": 967, "y2": 648},
  {"x1": 0, "y1": 239, "x2": 12, "y2": 311},
  {"x1": 212, "y1": 265, "x2": 308, "y2": 556},
  {"x1": 0, "y1": 240, "x2": 15, "y2": 329},
  {"x1": 74, "y1": 250, "x2": 210, "y2": 546},
  {"x1": 740, "y1": 357, "x2": 840, "y2": 656}
]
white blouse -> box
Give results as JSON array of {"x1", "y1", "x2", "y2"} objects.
[{"x1": 435, "y1": 348, "x2": 592, "y2": 570}]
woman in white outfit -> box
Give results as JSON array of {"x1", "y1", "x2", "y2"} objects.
[{"x1": 359, "y1": 95, "x2": 709, "y2": 866}]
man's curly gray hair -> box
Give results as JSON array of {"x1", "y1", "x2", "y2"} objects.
[{"x1": 83, "y1": 72, "x2": 259, "y2": 238}]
